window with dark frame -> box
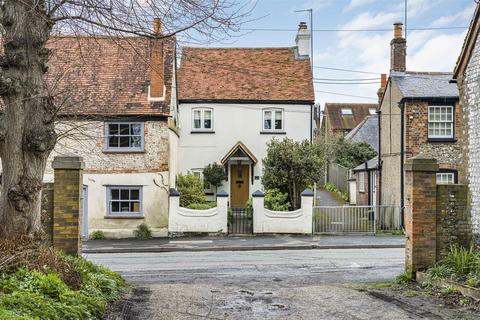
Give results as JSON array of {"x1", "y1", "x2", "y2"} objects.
[
  {"x1": 428, "y1": 106, "x2": 454, "y2": 139},
  {"x1": 107, "y1": 186, "x2": 142, "y2": 215},
  {"x1": 105, "y1": 122, "x2": 144, "y2": 151}
]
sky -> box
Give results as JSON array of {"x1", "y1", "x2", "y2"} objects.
[{"x1": 191, "y1": 0, "x2": 476, "y2": 105}]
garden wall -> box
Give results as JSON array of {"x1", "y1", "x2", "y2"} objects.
[
  {"x1": 252, "y1": 189, "x2": 314, "y2": 234},
  {"x1": 168, "y1": 189, "x2": 228, "y2": 234}
]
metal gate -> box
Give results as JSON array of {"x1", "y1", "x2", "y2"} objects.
[
  {"x1": 313, "y1": 205, "x2": 402, "y2": 234},
  {"x1": 228, "y1": 208, "x2": 253, "y2": 234}
]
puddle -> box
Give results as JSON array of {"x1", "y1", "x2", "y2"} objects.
[{"x1": 221, "y1": 289, "x2": 293, "y2": 317}]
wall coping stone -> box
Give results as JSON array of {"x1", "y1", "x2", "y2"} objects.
[
  {"x1": 252, "y1": 190, "x2": 265, "y2": 197},
  {"x1": 216, "y1": 191, "x2": 229, "y2": 197},
  {"x1": 170, "y1": 188, "x2": 180, "y2": 197},
  {"x1": 404, "y1": 157, "x2": 439, "y2": 172},
  {"x1": 52, "y1": 155, "x2": 85, "y2": 170},
  {"x1": 301, "y1": 188, "x2": 314, "y2": 197}
]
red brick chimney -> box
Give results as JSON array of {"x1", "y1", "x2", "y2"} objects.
[
  {"x1": 377, "y1": 73, "x2": 387, "y2": 104},
  {"x1": 390, "y1": 22, "x2": 406, "y2": 72},
  {"x1": 150, "y1": 18, "x2": 164, "y2": 100}
]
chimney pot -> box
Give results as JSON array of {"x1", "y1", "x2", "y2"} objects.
[
  {"x1": 298, "y1": 21, "x2": 307, "y2": 30},
  {"x1": 153, "y1": 18, "x2": 162, "y2": 35},
  {"x1": 394, "y1": 22, "x2": 403, "y2": 39}
]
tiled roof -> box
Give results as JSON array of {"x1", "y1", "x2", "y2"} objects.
[
  {"x1": 324, "y1": 103, "x2": 377, "y2": 131},
  {"x1": 392, "y1": 72, "x2": 459, "y2": 99},
  {"x1": 178, "y1": 47, "x2": 314, "y2": 102},
  {"x1": 45, "y1": 36, "x2": 175, "y2": 116},
  {"x1": 345, "y1": 115, "x2": 379, "y2": 152}
]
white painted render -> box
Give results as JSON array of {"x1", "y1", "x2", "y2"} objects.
[
  {"x1": 44, "y1": 172, "x2": 169, "y2": 239},
  {"x1": 177, "y1": 102, "x2": 312, "y2": 198},
  {"x1": 252, "y1": 195, "x2": 313, "y2": 234},
  {"x1": 168, "y1": 196, "x2": 228, "y2": 233}
]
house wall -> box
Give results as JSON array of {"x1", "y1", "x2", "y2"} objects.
[
  {"x1": 44, "y1": 120, "x2": 170, "y2": 238},
  {"x1": 458, "y1": 32, "x2": 480, "y2": 244},
  {"x1": 177, "y1": 102, "x2": 312, "y2": 197},
  {"x1": 379, "y1": 80, "x2": 403, "y2": 206},
  {"x1": 404, "y1": 101, "x2": 464, "y2": 181},
  {"x1": 355, "y1": 171, "x2": 369, "y2": 205}
]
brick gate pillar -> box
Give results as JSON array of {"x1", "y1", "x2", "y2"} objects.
[
  {"x1": 52, "y1": 155, "x2": 85, "y2": 256},
  {"x1": 404, "y1": 156, "x2": 438, "y2": 273}
]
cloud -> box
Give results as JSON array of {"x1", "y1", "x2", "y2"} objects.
[
  {"x1": 344, "y1": 0, "x2": 376, "y2": 12},
  {"x1": 430, "y1": 5, "x2": 475, "y2": 27}
]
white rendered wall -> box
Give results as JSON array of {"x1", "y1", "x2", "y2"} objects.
[
  {"x1": 44, "y1": 172, "x2": 169, "y2": 239},
  {"x1": 168, "y1": 195, "x2": 228, "y2": 233},
  {"x1": 252, "y1": 194, "x2": 313, "y2": 234},
  {"x1": 177, "y1": 102, "x2": 312, "y2": 196}
]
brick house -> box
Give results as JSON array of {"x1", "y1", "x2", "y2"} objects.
[
  {"x1": 43, "y1": 21, "x2": 177, "y2": 238},
  {"x1": 346, "y1": 115, "x2": 379, "y2": 205},
  {"x1": 174, "y1": 23, "x2": 314, "y2": 208},
  {"x1": 319, "y1": 103, "x2": 377, "y2": 140},
  {"x1": 379, "y1": 23, "x2": 463, "y2": 209},
  {"x1": 452, "y1": 3, "x2": 480, "y2": 243}
]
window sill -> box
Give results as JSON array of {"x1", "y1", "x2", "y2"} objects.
[
  {"x1": 427, "y1": 138, "x2": 457, "y2": 143},
  {"x1": 104, "y1": 215, "x2": 144, "y2": 219},
  {"x1": 103, "y1": 149, "x2": 145, "y2": 154},
  {"x1": 260, "y1": 131, "x2": 286, "y2": 135},
  {"x1": 191, "y1": 131, "x2": 215, "y2": 134}
]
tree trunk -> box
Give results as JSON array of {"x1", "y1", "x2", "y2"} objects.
[{"x1": 0, "y1": 0, "x2": 56, "y2": 239}]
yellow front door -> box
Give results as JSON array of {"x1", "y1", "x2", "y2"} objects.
[{"x1": 230, "y1": 164, "x2": 250, "y2": 208}]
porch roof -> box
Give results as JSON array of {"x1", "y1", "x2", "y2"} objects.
[{"x1": 221, "y1": 142, "x2": 258, "y2": 165}]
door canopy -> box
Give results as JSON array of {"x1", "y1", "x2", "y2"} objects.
[{"x1": 221, "y1": 142, "x2": 257, "y2": 165}]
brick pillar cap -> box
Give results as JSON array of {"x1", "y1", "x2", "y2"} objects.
[
  {"x1": 216, "y1": 191, "x2": 229, "y2": 197},
  {"x1": 404, "y1": 155, "x2": 439, "y2": 172},
  {"x1": 52, "y1": 155, "x2": 85, "y2": 170},
  {"x1": 252, "y1": 190, "x2": 264, "y2": 197}
]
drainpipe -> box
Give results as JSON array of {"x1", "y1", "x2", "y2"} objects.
[
  {"x1": 310, "y1": 104, "x2": 313, "y2": 143},
  {"x1": 366, "y1": 161, "x2": 371, "y2": 206},
  {"x1": 377, "y1": 110, "x2": 382, "y2": 206},
  {"x1": 399, "y1": 99, "x2": 405, "y2": 228}
]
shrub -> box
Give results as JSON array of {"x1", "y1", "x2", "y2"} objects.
[
  {"x1": 133, "y1": 223, "x2": 152, "y2": 240},
  {"x1": 186, "y1": 202, "x2": 217, "y2": 210},
  {"x1": 0, "y1": 240, "x2": 125, "y2": 320},
  {"x1": 333, "y1": 138, "x2": 377, "y2": 169},
  {"x1": 264, "y1": 189, "x2": 290, "y2": 211},
  {"x1": 442, "y1": 245, "x2": 478, "y2": 276},
  {"x1": 89, "y1": 230, "x2": 106, "y2": 240},
  {"x1": 427, "y1": 265, "x2": 453, "y2": 279},
  {"x1": 176, "y1": 173, "x2": 206, "y2": 207},
  {"x1": 203, "y1": 162, "x2": 227, "y2": 192},
  {"x1": 395, "y1": 272, "x2": 413, "y2": 284}
]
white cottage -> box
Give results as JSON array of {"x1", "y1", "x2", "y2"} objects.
[{"x1": 174, "y1": 23, "x2": 315, "y2": 208}]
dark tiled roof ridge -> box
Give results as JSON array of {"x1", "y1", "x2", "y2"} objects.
[{"x1": 403, "y1": 71, "x2": 453, "y2": 76}]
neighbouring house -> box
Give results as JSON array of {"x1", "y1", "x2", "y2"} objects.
[
  {"x1": 452, "y1": 2, "x2": 480, "y2": 244},
  {"x1": 175, "y1": 22, "x2": 315, "y2": 208},
  {"x1": 319, "y1": 102, "x2": 377, "y2": 140},
  {"x1": 43, "y1": 20, "x2": 177, "y2": 238},
  {"x1": 379, "y1": 23, "x2": 463, "y2": 209},
  {"x1": 345, "y1": 113, "x2": 379, "y2": 205},
  {"x1": 351, "y1": 157, "x2": 379, "y2": 206}
]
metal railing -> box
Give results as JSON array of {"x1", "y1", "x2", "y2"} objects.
[
  {"x1": 228, "y1": 208, "x2": 253, "y2": 234},
  {"x1": 313, "y1": 205, "x2": 402, "y2": 234}
]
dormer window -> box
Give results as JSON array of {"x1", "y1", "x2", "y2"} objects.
[
  {"x1": 341, "y1": 108, "x2": 353, "y2": 115},
  {"x1": 369, "y1": 108, "x2": 377, "y2": 115}
]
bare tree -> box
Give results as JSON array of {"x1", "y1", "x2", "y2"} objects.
[{"x1": 0, "y1": 0, "x2": 253, "y2": 239}]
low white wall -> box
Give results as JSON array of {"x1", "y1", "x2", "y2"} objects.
[
  {"x1": 252, "y1": 190, "x2": 314, "y2": 234},
  {"x1": 168, "y1": 191, "x2": 228, "y2": 233}
]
